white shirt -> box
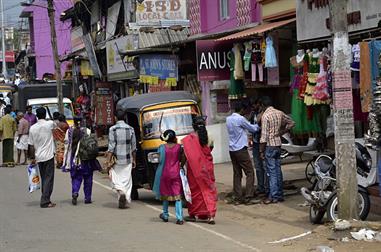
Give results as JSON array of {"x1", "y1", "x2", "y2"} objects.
[{"x1": 28, "y1": 119, "x2": 55, "y2": 163}]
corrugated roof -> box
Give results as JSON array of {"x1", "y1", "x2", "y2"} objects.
[
  {"x1": 138, "y1": 27, "x2": 190, "y2": 49},
  {"x1": 216, "y1": 18, "x2": 296, "y2": 41}
]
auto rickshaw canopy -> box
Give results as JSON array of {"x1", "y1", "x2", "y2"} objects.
[{"x1": 116, "y1": 91, "x2": 199, "y2": 114}]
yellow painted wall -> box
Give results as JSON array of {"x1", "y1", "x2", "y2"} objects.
[{"x1": 262, "y1": 0, "x2": 296, "y2": 18}]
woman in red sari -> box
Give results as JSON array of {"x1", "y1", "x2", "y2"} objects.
[{"x1": 182, "y1": 116, "x2": 217, "y2": 224}]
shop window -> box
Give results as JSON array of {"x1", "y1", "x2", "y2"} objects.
[{"x1": 219, "y1": 0, "x2": 229, "y2": 21}]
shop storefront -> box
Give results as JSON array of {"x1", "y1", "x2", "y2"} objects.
[{"x1": 296, "y1": 0, "x2": 381, "y2": 180}]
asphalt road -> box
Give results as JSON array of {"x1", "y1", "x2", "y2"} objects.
[{"x1": 0, "y1": 165, "x2": 265, "y2": 252}]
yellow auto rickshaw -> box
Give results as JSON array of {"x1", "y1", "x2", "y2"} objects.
[{"x1": 116, "y1": 91, "x2": 200, "y2": 198}]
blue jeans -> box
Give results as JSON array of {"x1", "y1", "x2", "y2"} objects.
[
  {"x1": 253, "y1": 143, "x2": 268, "y2": 194},
  {"x1": 163, "y1": 200, "x2": 183, "y2": 221},
  {"x1": 265, "y1": 146, "x2": 283, "y2": 200}
]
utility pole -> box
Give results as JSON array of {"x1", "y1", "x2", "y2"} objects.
[
  {"x1": 1, "y1": 0, "x2": 7, "y2": 79},
  {"x1": 329, "y1": 0, "x2": 358, "y2": 220},
  {"x1": 47, "y1": 0, "x2": 64, "y2": 113}
]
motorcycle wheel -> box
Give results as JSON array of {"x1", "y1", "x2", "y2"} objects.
[
  {"x1": 327, "y1": 191, "x2": 370, "y2": 221},
  {"x1": 305, "y1": 160, "x2": 316, "y2": 184},
  {"x1": 309, "y1": 205, "x2": 326, "y2": 224}
]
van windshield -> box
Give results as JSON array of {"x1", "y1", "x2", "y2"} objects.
[
  {"x1": 31, "y1": 103, "x2": 74, "y2": 120},
  {"x1": 142, "y1": 105, "x2": 198, "y2": 139}
]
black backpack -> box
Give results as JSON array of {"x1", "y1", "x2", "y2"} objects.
[{"x1": 78, "y1": 130, "x2": 99, "y2": 161}]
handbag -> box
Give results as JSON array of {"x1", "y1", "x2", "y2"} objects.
[{"x1": 180, "y1": 168, "x2": 192, "y2": 203}]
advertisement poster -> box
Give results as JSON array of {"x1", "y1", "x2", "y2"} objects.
[
  {"x1": 95, "y1": 82, "x2": 115, "y2": 126},
  {"x1": 106, "y1": 35, "x2": 139, "y2": 81}
]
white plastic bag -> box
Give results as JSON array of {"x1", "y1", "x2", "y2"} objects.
[
  {"x1": 27, "y1": 164, "x2": 41, "y2": 193},
  {"x1": 180, "y1": 168, "x2": 192, "y2": 204}
]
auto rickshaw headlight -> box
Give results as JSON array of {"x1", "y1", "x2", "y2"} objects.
[{"x1": 148, "y1": 152, "x2": 160, "y2": 163}]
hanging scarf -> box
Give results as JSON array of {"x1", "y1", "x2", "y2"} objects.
[{"x1": 152, "y1": 144, "x2": 166, "y2": 200}]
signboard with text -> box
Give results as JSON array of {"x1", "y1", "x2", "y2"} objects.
[
  {"x1": 139, "y1": 54, "x2": 178, "y2": 80},
  {"x1": 196, "y1": 40, "x2": 232, "y2": 81},
  {"x1": 95, "y1": 82, "x2": 115, "y2": 126},
  {"x1": 136, "y1": 0, "x2": 187, "y2": 26}
]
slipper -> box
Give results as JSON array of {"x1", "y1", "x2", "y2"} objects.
[{"x1": 159, "y1": 213, "x2": 168, "y2": 222}]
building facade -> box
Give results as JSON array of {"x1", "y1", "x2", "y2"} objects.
[{"x1": 20, "y1": 0, "x2": 72, "y2": 80}]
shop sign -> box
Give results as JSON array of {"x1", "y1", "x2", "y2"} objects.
[
  {"x1": 94, "y1": 82, "x2": 115, "y2": 126},
  {"x1": 297, "y1": 0, "x2": 381, "y2": 41},
  {"x1": 139, "y1": 54, "x2": 178, "y2": 80},
  {"x1": 106, "y1": 35, "x2": 139, "y2": 81},
  {"x1": 136, "y1": 0, "x2": 187, "y2": 26},
  {"x1": 196, "y1": 40, "x2": 232, "y2": 81},
  {"x1": 71, "y1": 27, "x2": 85, "y2": 53}
]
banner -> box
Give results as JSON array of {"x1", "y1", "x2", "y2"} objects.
[{"x1": 136, "y1": 0, "x2": 187, "y2": 26}]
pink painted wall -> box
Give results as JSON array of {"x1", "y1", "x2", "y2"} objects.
[{"x1": 199, "y1": 0, "x2": 260, "y2": 34}]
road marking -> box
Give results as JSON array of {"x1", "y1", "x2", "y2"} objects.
[
  {"x1": 93, "y1": 179, "x2": 261, "y2": 252},
  {"x1": 268, "y1": 231, "x2": 312, "y2": 244}
]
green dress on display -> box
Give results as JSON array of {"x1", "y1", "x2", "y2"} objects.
[{"x1": 290, "y1": 56, "x2": 321, "y2": 135}]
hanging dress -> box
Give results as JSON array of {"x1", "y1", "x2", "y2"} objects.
[
  {"x1": 298, "y1": 54, "x2": 309, "y2": 99},
  {"x1": 304, "y1": 53, "x2": 320, "y2": 105},
  {"x1": 265, "y1": 36, "x2": 278, "y2": 68},
  {"x1": 312, "y1": 56, "x2": 330, "y2": 104},
  {"x1": 228, "y1": 49, "x2": 246, "y2": 100},
  {"x1": 289, "y1": 56, "x2": 320, "y2": 134}
]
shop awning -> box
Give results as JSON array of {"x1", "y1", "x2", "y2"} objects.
[{"x1": 216, "y1": 18, "x2": 296, "y2": 41}]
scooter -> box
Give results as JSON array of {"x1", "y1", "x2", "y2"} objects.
[
  {"x1": 300, "y1": 142, "x2": 372, "y2": 224},
  {"x1": 281, "y1": 133, "x2": 317, "y2": 160}
]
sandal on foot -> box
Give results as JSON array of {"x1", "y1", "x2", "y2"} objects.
[
  {"x1": 176, "y1": 220, "x2": 184, "y2": 225},
  {"x1": 118, "y1": 194, "x2": 126, "y2": 209},
  {"x1": 159, "y1": 213, "x2": 168, "y2": 222},
  {"x1": 208, "y1": 218, "x2": 216, "y2": 225}
]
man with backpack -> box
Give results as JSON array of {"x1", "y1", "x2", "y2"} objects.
[
  {"x1": 62, "y1": 117, "x2": 101, "y2": 205},
  {"x1": 105, "y1": 109, "x2": 136, "y2": 209}
]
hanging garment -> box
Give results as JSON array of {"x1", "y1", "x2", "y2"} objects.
[
  {"x1": 304, "y1": 53, "x2": 320, "y2": 105},
  {"x1": 351, "y1": 43, "x2": 360, "y2": 71},
  {"x1": 312, "y1": 56, "x2": 330, "y2": 103},
  {"x1": 265, "y1": 36, "x2": 278, "y2": 68},
  {"x1": 243, "y1": 41, "x2": 252, "y2": 71},
  {"x1": 298, "y1": 54, "x2": 309, "y2": 100},
  {"x1": 228, "y1": 51, "x2": 246, "y2": 100},
  {"x1": 359, "y1": 42, "x2": 372, "y2": 113},
  {"x1": 369, "y1": 40, "x2": 381, "y2": 91},
  {"x1": 233, "y1": 44, "x2": 244, "y2": 80}
]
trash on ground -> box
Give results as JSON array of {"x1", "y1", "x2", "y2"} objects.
[
  {"x1": 341, "y1": 237, "x2": 350, "y2": 242},
  {"x1": 316, "y1": 245, "x2": 334, "y2": 252},
  {"x1": 298, "y1": 201, "x2": 310, "y2": 207},
  {"x1": 350, "y1": 228, "x2": 376, "y2": 241},
  {"x1": 334, "y1": 219, "x2": 351, "y2": 231}
]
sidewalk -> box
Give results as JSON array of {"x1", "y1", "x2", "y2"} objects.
[{"x1": 214, "y1": 159, "x2": 308, "y2": 194}]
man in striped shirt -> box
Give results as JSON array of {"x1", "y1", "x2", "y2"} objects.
[{"x1": 260, "y1": 97, "x2": 294, "y2": 204}]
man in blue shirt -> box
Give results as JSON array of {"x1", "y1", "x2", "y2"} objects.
[{"x1": 226, "y1": 101, "x2": 260, "y2": 205}]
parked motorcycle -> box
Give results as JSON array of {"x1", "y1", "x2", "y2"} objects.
[{"x1": 301, "y1": 142, "x2": 372, "y2": 224}]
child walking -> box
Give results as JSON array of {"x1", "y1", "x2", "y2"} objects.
[{"x1": 153, "y1": 129, "x2": 184, "y2": 225}]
